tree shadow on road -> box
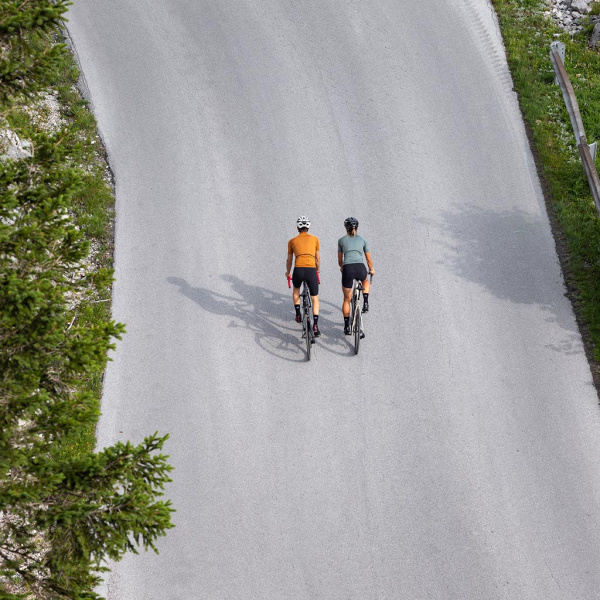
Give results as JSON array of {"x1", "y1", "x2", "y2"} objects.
[
  {"x1": 423, "y1": 203, "x2": 583, "y2": 355},
  {"x1": 167, "y1": 275, "x2": 352, "y2": 361}
]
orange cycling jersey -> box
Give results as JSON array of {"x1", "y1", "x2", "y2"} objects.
[{"x1": 288, "y1": 232, "x2": 320, "y2": 268}]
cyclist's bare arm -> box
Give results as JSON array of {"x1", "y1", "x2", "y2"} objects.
[
  {"x1": 338, "y1": 251, "x2": 343, "y2": 271},
  {"x1": 315, "y1": 250, "x2": 321, "y2": 273},
  {"x1": 286, "y1": 252, "x2": 293, "y2": 278},
  {"x1": 365, "y1": 251, "x2": 375, "y2": 275}
]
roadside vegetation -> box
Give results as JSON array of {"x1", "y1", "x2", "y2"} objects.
[
  {"x1": 3, "y1": 0, "x2": 600, "y2": 596},
  {"x1": 0, "y1": 1, "x2": 173, "y2": 598},
  {"x1": 492, "y1": 0, "x2": 600, "y2": 381}
]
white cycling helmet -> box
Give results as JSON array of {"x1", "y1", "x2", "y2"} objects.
[{"x1": 296, "y1": 216, "x2": 311, "y2": 228}]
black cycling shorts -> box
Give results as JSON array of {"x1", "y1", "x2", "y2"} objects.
[
  {"x1": 342, "y1": 263, "x2": 368, "y2": 288},
  {"x1": 292, "y1": 267, "x2": 319, "y2": 296}
]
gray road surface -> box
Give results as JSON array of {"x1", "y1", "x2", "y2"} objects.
[{"x1": 66, "y1": 1, "x2": 600, "y2": 598}]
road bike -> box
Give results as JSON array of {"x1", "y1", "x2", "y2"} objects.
[
  {"x1": 349, "y1": 274, "x2": 372, "y2": 355},
  {"x1": 288, "y1": 275, "x2": 318, "y2": 361}
]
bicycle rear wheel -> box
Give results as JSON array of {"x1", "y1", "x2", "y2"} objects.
[
  {"x1": 354, "y1": 306, "x2": 361, "y2": 354},
  {"x1": 303, "y1": 284, "x2": 312, "y2": 360},
  {"x1": 350, "y1": 282, "x2": 358, "y2": 333},
  {"x1": 304, "y1": 312, "x2": 312, "y2": 360}
]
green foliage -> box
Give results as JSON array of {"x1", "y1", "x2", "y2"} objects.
[
  {"x1": 0, "y1": 130, "x2": 113, "y2": 451},
  {"x1": 1, "y1": 431, "x2": 173, "y2": 599},
  {"x1": 492, "y1": 0, "x2": 600, "y2": 362},
  {"x1": 0, "y1": 0, "x2": 72, "y2": 104},
  {"x1": 0, "y1": 4, "x2": 175, "y2": 599},
  {"x1": 0, "y1": 129, "x2": 174, "y2": 599}
]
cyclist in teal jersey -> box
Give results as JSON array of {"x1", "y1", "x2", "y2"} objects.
[{"x1": 338, "y1": 217, "x2": 375, "y2": 335}]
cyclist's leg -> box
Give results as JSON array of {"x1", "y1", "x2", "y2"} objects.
[
  {"x1": 309, "y1": 295, "x2": 321, "y2": 336},
  {"x1": 293, "y1": 287, "x2": 302, "y2": 320},
  {"x1": 311, "y1": 295, "x2": 320, "y2": 315},
  {"x1": 342, "y1": 287, "x2": 352, "y2": 317},
  {"x1": 290, "y1": 286, "x2": 301, "y2": 322},
  {"x1": 361, "y1": 279, "x2": 370, "y2": 312},
  {"x1": 292, "y1": 268, "x2": 305, "y2": 322},
  {"x1": 342, "y1": 263, "x2": 356, "y2": 315},
  {"x1": 359, "y1": 264, "x2": 370, "y2": 310},
  {"x1": 304, "y1": 269, "x2": 319, "y2": 316},
  {"x1": 303, "y1": 269, "x2": 320, "y2": 335},
  {"x1": 339, "y1": 285, "x2": 350, "y2": 335}
]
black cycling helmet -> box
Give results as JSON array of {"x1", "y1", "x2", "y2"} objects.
[{"x1": 344, "y1": 216, "x2": 359, "y2": 230}]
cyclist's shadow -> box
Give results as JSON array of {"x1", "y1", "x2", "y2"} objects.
[{"x1": 167, "y1": 275, "x2": 349, "y2": 362}]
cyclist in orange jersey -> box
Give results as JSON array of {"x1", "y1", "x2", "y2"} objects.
[{"x1": 286, "y1": 216, "x2": 321, "y2": 337}]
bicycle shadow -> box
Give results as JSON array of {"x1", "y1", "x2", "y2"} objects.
[{"x1": 167, "y1": 275, "x2": 352, "y2": 361}]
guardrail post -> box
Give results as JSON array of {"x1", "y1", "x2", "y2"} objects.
[
  {"x1": 551, "y1": 41, "x2": 565, "y2": 85},
  {"x1": 550, "y1": 41, "x2": 600, "y2": 215}
]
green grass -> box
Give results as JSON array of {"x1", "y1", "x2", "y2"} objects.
[{"x1": 493, "y1": 0, "x2": 600, "y2": 376}]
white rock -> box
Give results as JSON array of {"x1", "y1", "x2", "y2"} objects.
[
  {"x1": 572, "y1": 0, "x2": 591, "y2": 14},
  {"x1": 0, "y1": 129, "x2": 32, "y2": 160}
]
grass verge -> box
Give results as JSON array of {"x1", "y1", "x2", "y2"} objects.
[{"x1": 492, "y1": 0, "x2": 600, "y2": 385}]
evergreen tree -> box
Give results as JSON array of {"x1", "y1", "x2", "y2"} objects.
[
  {"x1": 0, "y1": 2, "x2": 175, "y2": 598},
  {"x1": 0, "y1": 0, "x2": 72, "y2": 104},
  {"x1": 0, "y1": 129, "x2": 174, "y2": 599}
]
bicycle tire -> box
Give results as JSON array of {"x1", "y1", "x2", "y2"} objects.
[
  {"x1": 350, "y1": 282, "x2": 358, "y2": 332},
  {"x1": 354, "y1": 305, "x2": 361, "y2": 354},
  {"x1": 303, "y1": 283, "x2": 312, "y2": 360},
  {"x1": 304, "y1": 312, "x2": 311, "y2": 360}
]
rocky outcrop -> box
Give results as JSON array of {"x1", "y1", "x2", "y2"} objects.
[{"x1": 589, "y1": 22, "x2": 600, "y2": 47}]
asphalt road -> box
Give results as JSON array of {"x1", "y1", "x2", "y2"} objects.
[{"x1": 66, "y1": 1, "x2": 600, "y2": 598}]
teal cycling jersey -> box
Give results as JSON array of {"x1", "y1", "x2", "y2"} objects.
[{"x1": 338, "y1": 234, "x2": 370, "y2": 265}]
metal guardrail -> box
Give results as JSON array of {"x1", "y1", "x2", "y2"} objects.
[{"x1": 549, "y1": 41, "x2": 600, "y2": 216}]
